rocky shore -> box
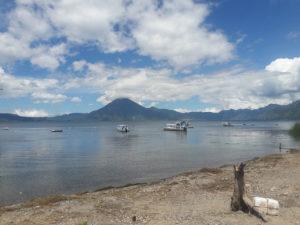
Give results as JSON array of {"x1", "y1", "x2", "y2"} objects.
[{"x1": 1, "y1": 150, "x2": 300, "y2": 225}]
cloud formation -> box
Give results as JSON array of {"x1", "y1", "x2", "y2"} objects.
[
  {"x1": 66, "y1": 57, "x2": 300, "y2": 110},
  {"x1": 266, "y1": 57, "x2": 300, "y2": 74},
  {"x1": 175, "y1": 107, "x2": 222, "y2": 113},
  {"x1": 127, "y1": 1, "x2": 234, "y2": 68},
  {"x1": 0, "y1": 67, "x2": 59, "y2": 98},
  {"x1": 0, "y1": 0, "x2": 234, "y2": 69},
  {"x1": 2, "y1": 55, "x2": 300, "y2": 111},
  {"x1": 14, "y1": 109, "x2": 49, "y2": 117},
  {"x1": 0, "y1": 67, "x2": 77, "y2": 104},
  {"x1": 70, "y1": 97, "x2": 82, "y2": 103}
]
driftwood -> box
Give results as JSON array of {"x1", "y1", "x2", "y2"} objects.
[{"x1": 230, "y1": 163, "x2": 267, "y2": 222}]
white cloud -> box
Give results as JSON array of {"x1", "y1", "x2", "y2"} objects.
[
  {"x1": 0, "y1": 32, "x2": 66, "y2": 70},
  {"x1": 0, "y1": 0, "x2": 234, "y2": 70},
  {"x1": 0, "y1": 1, "x2": 65, "y2": 70},
  {"x1": 0, "y1": 67, "x2": 59, "y2": 98},
  {"x1": 68, "y1": 57, "x2": 300, "y2": 110},
  {"x1": 128, "y1": 0, "x2": 234, "y2": 68},
  {"x1": 45, "y1": 0, "x2": 131, "y2": 52},
  {"x1": 8, "y1": 2, "x2": 53, "y2": 41},
  {"x1": 149, "y1": 102, "x2": 158, "y2": 107},
  {"x1": 72, "y1": 60, "x2": 87, "y2": 71},
  {"x1": 3, "y1": 55, "x2": 300, "y2": 111},
  {"x1": 30, "y1": 54, "x2": 60, "y2": 70},
  {"x1": 200, "y1": 107, "x2": 222, "y2": 113},
  {"x1": 0, "y1": 67, "x2": 69, "y2": 103},
  {"x1": 14, "y1": 109, "x2": 49, "y2": 117},
  {"x1": 31, "y1": 92, "x2": 68, "y2": 103},
  {"x1": 30, "y1": 43, "x2": 68, "y2": 70},
  {"x1": 265, "y1": 57, "x2": 300, "y2": 74},
  {"x1": 96, "y1": 96, "x2": 106, "y2": 104},
  {"x1": 70, "y1": 96, "x2": 81, "y2": 103},
  {"x1": 0, "y1": 33, "x2": 31, "y2": 64},
  {"x1": 174, "y1": 108, "x2": 191, "y2": 113},
  {"x1": 175, "y1": 107, "x2": 221, "y2": 113},
  {"x1": 0, "y1": 0, "x2": 299, "y2": 112}
]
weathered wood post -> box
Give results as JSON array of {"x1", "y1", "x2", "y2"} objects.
[
  {"x1": 231, "y1": 163, "x2": 247, "y2": 211},
  {"x1": 230, "y1": 163, "x2": 267, "y2": 222}
]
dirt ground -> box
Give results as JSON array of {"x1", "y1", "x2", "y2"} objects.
[{"x1": 1, "y1": 150, "x2": 300, "y2": 225}]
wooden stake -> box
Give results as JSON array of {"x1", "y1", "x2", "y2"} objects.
[{"x1": 230, "y1": 163, "x2": 267, "y2": 222}]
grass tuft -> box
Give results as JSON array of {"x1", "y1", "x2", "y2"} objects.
[{"x1": 77, "y1": 222, "x2": 88, "y2": 225}]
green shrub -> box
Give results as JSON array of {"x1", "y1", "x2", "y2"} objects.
[
  {"x1": 77, "y1": 222, "x2": 88, "y2": 225},
  {"x1": 289, "y1": 123, "x2": 300, "y2": 138}
]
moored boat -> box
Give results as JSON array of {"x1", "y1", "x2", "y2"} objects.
[
  {"x1": 50, "y1": 129, "x2": 63, "y2": 132},
  {"x1": 187, "y1": 121, "x2": 194, "y2": 128},
  {"x1": 222, "y1": 122, "x2": 233, "y2": 127},
  {"x1": 164, "y1": 121, "x2": 187, "y2": 131},
  {"x1": 117, "y1": 124, "x2": 129, "y2": 132}
]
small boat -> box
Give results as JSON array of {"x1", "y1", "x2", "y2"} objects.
[
  {"x1": 222, "y1": 122, "x2": 233, "y2": 127},
  {"x1": 117, "y1": 124, "x2": 129, "y2": 132},
  {"x1": 2, "y1": 127, "x2": 9, "y2": 130},
  {"x1": 50, "y1": 129, "x2": 63, "y2": 132},
  {"x1": 187, "y1": 121, "x2": 194, "y2": 128},
  {"x1": 164, "y1": 121, "x2": 187, "y2": 131}
]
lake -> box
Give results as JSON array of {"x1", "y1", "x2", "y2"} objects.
[{"x1": 0, "y1": 121, "x2": 299, "y2": 206}]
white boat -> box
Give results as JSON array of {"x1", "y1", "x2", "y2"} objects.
[
  {"x1": 117, "y1": 124, "x2": 129, "y2": 132},
  {"x1": 222, "y1": 122, "x2": 233, "y2": 127},
  {"x1": 50, "y1": 129, "x2": 63, "y2": 132},
  {"x1": 2, "y1": 127, "x2": 9, "y2": 130},
  {"x1": 187, "y1": 121, "x2": 194, "y2": 128},
  {"x1": 164, "y1": 121, "x2": 187, "y2": 131}
]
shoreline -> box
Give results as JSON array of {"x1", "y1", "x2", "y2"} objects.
[{"x1": 1, "y1": 149, "x2": 300, "y2": 224}]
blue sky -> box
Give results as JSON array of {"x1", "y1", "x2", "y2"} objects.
[{"x1": 0, "y1": 0, "x2": 300, "y2": 116}]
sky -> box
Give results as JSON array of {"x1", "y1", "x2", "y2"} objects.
[{"x1": 0, "y1": 0, "x2": 300, "y2": 117}]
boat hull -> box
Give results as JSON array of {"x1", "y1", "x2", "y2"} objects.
[
  {"x1": 51, "y1": 130, "x2": 63, "y2": 132},
  {"x1": 163, "y1": 127, "x2": 187, "y2": 131},
  {"x1": 222, "y1": 122, "x2": 233, "y2": 127},
  {"x1": 117, "y1": 125, "x2": 129, "y2": 132},
  {"x1": 117, "y1": 128, "x2": 129, "y2": 132}
]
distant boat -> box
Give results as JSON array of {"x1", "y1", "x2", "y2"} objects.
[
  {"x1": 50, "y1": 129, "x2": 63, "y2": 133},
  {"x1": 187, "y1": 121, "x2": 194, "y2": 128},
  {"x1": 117, "y1": 124, "x2": 129, "y2": 132},
  {"x1": 164, "y1": 121, "x2": 187, "y2": 131},
  {"x1": 222, "y1": 122, "x2": 233, "y2": 127},
  {"x1": 2, "y1": 127, "x2": 9, "y2": 130}
]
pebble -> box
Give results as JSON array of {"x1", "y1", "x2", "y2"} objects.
[{"x1": 270, "y1": 186, "x2": 276, "y2": 191}]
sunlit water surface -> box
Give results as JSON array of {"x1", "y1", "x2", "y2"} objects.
[{"x1": 0, "y1": 121, "x2": 299, "y2": 205}]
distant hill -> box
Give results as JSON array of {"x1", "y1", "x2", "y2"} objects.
[
  {"x1": 1, "y1": 98, "x2": 300, "y2": 122},
  {"x1": 0, "y1": 113, "x2": 44, "y2": 122},
  {"x1": 88, "y1": 98, "x2": 181, "y2": 121}
]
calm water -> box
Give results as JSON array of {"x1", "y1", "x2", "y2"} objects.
[{"x1": 0, "y1": 121, "x2": 299, "y2": 206}]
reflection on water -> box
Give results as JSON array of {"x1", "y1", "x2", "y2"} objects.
[{"x1": 0, "y1": 121, "x2": 299, "y2": 206}]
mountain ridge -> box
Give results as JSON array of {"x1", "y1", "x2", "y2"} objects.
[{"x1": 1, "y1": 98, "x2": 300, "y2": 122}]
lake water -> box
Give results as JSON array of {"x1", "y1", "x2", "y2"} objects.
[{"x1": 0, "y1": 121, "x2": 299, "y2": 206}]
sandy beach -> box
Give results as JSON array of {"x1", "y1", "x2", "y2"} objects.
[{"x1": 1, "y1": 149, "x2": 299, "y2": 225}]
